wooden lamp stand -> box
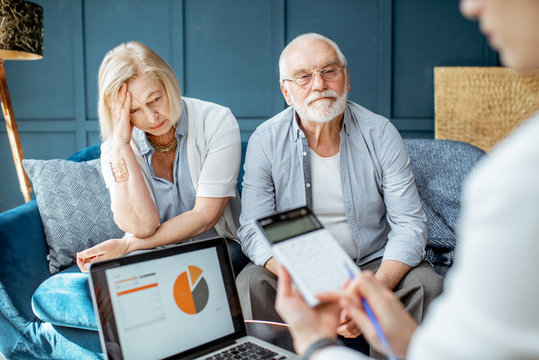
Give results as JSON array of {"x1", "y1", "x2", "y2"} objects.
[
  {"x1": 0, "y1": 60, "x2": 32, "y2": 202},
  {"x1": 0, "y1": 0, "x2": 44, "y2": 203}
]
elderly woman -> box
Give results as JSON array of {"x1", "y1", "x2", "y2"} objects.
[
  {"x1": 275, "y1": 0, "x2": 539, "y2": 359},
  {"x1": 77, "y1": 42, "x2": 247, "y2": 275}
]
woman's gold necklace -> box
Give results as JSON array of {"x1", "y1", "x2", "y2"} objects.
[{"x1": 147, "y1": 135, "x2": 178, "y2": 153}]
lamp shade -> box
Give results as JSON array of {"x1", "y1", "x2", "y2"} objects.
[{"x1": 0, "y1": 0, "x2": 43, "y2": 60}]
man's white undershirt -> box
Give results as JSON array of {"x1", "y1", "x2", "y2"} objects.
[{"x1": 310, "y1": 149, "x2": 358, "y2": 260}]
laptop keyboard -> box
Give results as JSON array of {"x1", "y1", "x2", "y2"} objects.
[{"x1": 201, "y1": 341, "x2": 289, "y2": 359}]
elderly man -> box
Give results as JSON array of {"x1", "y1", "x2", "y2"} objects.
[{"x1": 236, "y1": 33, "x2": 443, "y2": 354}]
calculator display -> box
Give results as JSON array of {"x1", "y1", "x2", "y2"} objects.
[{"x1": 262, "y1": 213, "x2": 321, "y2": 243}]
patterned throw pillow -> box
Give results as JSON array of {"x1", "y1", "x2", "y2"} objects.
[
  {"x1": 23, "y1": 159, "x2": 124, "y2": 274},
  {"x1": 404, "y1": 139, "x2": 485, "y2": 269}
]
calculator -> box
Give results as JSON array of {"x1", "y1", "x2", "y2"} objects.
[{"x1": 255, "y1": 206, "x2": 360, "y2": 307}]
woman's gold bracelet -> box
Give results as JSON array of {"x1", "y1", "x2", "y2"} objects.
[{"x1": 110, "y1": 158, "x2": 129, "y2": 182}]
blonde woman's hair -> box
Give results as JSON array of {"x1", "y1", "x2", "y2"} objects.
[{"x1": 97, "y1": 41, "x2": 182, "y2": 140}]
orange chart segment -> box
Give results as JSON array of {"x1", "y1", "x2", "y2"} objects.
[
  {"x1": 173, "y1": 272, "x2": 196, "y2": 314},
  {"x1": 173, "y1": 266, "x2": 209, "y2": 314},
  {"x1": 189, "y1": 265, "x2": 202, "y2": 284}
]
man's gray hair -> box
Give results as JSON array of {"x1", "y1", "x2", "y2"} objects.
[{"x1": 278, "y1": 33, "x2": 348, "y2": 82}]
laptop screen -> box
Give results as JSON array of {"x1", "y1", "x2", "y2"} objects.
[{"x1": 89, "y1": 238, "x2": 245, "y2": 360}]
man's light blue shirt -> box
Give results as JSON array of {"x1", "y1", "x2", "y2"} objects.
[{"x1": 238, "y1": 101, "x2": 427, "y2": 267}]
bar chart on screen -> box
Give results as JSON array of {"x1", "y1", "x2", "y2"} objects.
[
  {"x1": 112, "y1": 272, "x2": 166, "y2": 331},
  {"x1": 173, "y1": 265, "x2": 209, "y2": 314}
]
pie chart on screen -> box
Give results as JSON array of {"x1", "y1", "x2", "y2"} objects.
[{"x1": 173, "y1": 265, "x2": 209, "y2": 314}]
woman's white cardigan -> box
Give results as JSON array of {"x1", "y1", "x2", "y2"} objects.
[{"x1": 101, "y1": 97, "x2": 241, "y2": 242}]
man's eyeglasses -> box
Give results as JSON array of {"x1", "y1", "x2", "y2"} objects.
[{"x1": 282, "y1": 65, "x2": 345, "y2": 87}]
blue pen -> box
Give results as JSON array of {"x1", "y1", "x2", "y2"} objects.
[{"x1": 346, "y1": 267, "x2": 397, "y2": 360}]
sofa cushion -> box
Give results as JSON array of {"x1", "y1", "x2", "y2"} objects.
[
  {"x1": 67, "y1": 145, "x2": 101, "y2": 162},
  {"x1": 404, "y1": 139, "x2": 485, "y2": 267},
  {"x1": 31, "y1": 265, "x2": 97, "y2": 331},
  {"x1": 23, "y1": 158, "x2": 124, "y2": 274}
]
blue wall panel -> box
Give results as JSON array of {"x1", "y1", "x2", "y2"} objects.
[
  {"x1": 84, "y1": 0, "x2": 180, "y2": 121},
  {"x1": 184, "y1": 0, "x2": 285, "y2": 140},
  {"x1": 393, "y1": 0, "x2": 497, "y2": 121},
  {"x1": 0, "y1": 0, "x2": 494, "y2": 211},
  {"x1": 0, "y1": 133, "x2": 75, "y2": 209},
  {"x1": 286, "y1": 0, "x2": 385, "y2": 114},
  {"x1": 5, "y1": 0, "x2": 75, "y2": 120},
  {"x1": 185, "y1": 0, "x2": 282, "y2": 115},
  {"x1": 87, "y1": 130, "x2": 101, "y2": 147}
]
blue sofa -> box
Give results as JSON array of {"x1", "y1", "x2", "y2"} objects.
[
  {"x1": 0, "y1": 139, "x2": 485, "y2": 359},
  {"x1": 0, "y1": 146, "x2": 104, "y2": 359}
]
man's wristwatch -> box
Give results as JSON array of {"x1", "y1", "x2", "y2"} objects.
[{"x1": 302, "y1": 337, "x2": 343, "y2": 360}]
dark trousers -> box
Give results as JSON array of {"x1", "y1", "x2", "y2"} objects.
[{"x1": 225, "y1": 238, "x2": 250, "y2": 277}]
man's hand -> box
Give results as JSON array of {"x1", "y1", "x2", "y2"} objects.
[
  {"x1": 275, "y1": 265, "x2": 340, "y2": 356},
  {"x1": 336, "y1": 309, "x2": 363, "y2": 338},
  {"x1": 264, "y1": 257, "x2": 280, "y2": 276},
  {"x1": 320, "y1": 271, "x2": 418, "y2": 359},
  {"x1": 76, "y1": 237, "x2": 131, "y2": 272},
  {"x1": 375, "y1": 259, "x2": 412, "y2": 290}
]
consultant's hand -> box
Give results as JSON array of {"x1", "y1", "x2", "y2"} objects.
[
  {"x1": 319, "y1": 271, "x2": 418, "y2": 359},
  {"x1": 336, "y1": 309, "x2": 363, "y2": 338},
  {"x1": 109, "y1": 83, "x2": 133, "y2": 145},
  {"x1": 275, "y1": 265, "x2": 341, "y2": 356},
  {"x1": 76, "y1": 237, "x2": 131, "y2": 273}
]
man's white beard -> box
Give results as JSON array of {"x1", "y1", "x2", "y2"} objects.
[{"x1": 291, "y1": 87, "x2": 348, "y2": 123}]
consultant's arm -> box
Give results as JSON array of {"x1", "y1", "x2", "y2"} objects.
[{"x1": 408, "y1": 123, "x2": 539, "y2": 359}]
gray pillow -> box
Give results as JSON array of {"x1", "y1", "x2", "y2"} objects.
[
  {"x1": 404, "y1": 139, "x2": 485, "y2": 268},
  {"x1": 23, "y1": 159, "x2": 124, "y2": 274}
]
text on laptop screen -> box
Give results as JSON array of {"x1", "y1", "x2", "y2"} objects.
[{"x1": 101, "y1": 246, "x2": 235, "y2": 360}]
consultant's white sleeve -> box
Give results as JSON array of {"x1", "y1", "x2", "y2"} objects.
[{"x1": 408, "y1": 114, "x2": 539, "y2": 359}]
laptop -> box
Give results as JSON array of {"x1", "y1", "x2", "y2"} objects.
[{"x1": 88, "y1": 237, "x2": 298, "y2": 360}]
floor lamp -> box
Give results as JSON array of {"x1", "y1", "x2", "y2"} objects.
[{"x1": 0, "y1": 0, "x2": 43, "y2": 203}]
